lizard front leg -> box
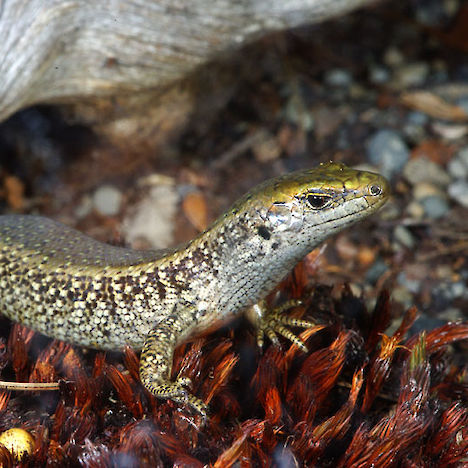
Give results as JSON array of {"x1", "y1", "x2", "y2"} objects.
[
  {"x1": 246, "y1": 299, "x2": 315, "y2": 352},
  {"x1": 139, "y1": 313, "x2": 208, "y2": 417}
]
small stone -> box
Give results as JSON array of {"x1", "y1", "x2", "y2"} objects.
[
  {"x1": 448, "y1": 147, "x2": 468, "y2": 179},
  {"x1": 392, "y1": 286, "x2": 414, "y2": 309},
  {"x1": 406, "y1": 201, "x2": 425, "y2": 219},
  {"x1": 365, "y1": 258, "x2": 388, "y2": 285},
  {"x1": 435, "y1": 264, "x2": 454, "y2": 280},
  {"x1": 414, "y1": 0, "x2": 452, "y2": 26},
  {"x1": 93, "y1": 185, "x2": 123, "y2": 216},
  {"x1": 433, "y1": 281, "x2": 468, "y2": 305},
  {"x1": 252, "y1": 133, "x2": 281, "y2": 162},
  {"x1": 383, "y1": 47, "x2": 404, "y2": 67},
  {"x1": 75, "y1": 195, "x2": 93, "y2": 219},
  {"x1": 403, "y1": 123, "x2": 426, "y2": 144},
  {"x1": 397, "y1": 272, "x2": 421, "y2": 294},
  {"x1": 393, "y1": 225, "x2": 415, "y2": 249},
  {"x1": 366, "y1": 129, "x2": 409, "y2": 178},
  {"x1": 324, "y1": 68, "x2": 353, "y2": 87},
  {"x1": 439, "y1": 307, "x2": 464, "y2": 322},
  {"x1": 420, "y1": 195, "x2": 450, "y2": 219},
  {"x1": 451, "y1": 282, "x2": 467, "y2": 299},
  {"x1": 394, "y1": 62, "x2": 430, "y2": 88},
  {"x1": 123, "y1": 184, "x2": 178, "y2": 249},
  {"x1": 448, "y1": 157, "x2": 468, "y2": 180},
  {"x1": 284, "y1": 90, "x2": 314, "y2": 132},
  {"x1": 406, "y1": 111, "x2": 429, "y2": 126},
  {"x1": 368, "y1": 65, "x2": 390, "y2": 84},
  {"x1": 403, "y1": 157, "x2": 451, "y2": 187},
  {"x1": 313, "y1": 106, "x2": 343, "y2": 140},
  {"x1": 413, "y1": 182, "x2": 445, "y2": 201},
  {"x1": 448, "y1": 180, "x2": 468, "y2": 208},
  {"x1": 455, "y1": 97, "x2": 468, "y2": 115},
  {"x1": 457, "y1": 147, "x2": 468, "y2": 166}
]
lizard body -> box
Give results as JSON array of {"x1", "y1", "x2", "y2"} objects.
[{"x1": 0, "y1": 162, "x2": 389, "y2": 415}]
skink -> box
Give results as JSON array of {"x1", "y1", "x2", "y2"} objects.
[{"x1": 0, "y1": 162, "x2": 389, "y2": 416}]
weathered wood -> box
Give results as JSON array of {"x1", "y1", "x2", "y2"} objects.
[{"x1": 0, "y1": 0, "x2": 376, "y2": 123}]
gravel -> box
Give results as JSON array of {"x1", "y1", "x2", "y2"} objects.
[
  {"x1": 419, "y1": 195, "x2": 450, "y2": 219},
  {"x1": 403, "y1": 157, "x2": 451, "y2": 187},
  {"x1": 448, "y1": 180, "x2": 468, "y2": 208},
  {"x1": 365, "y1": 258, "x2": 389, "y2": 285},
  {"x1": 366, "y1": 129, "x2": 410, "y2": 178},
  {"x1": 393, "y1": 62, "x2": 430, "y2": 88},
  {"x1": 92, "y1": 185, "x2": 123, "y2": 216},
  {"x1": 393, "y1": 225, "x2": 415, "y2": 249},
  {"x1": 323, "y1": 68, "x2": 353, "y2": 87},
  {"x1": 413, "y1": 182, "x2": 445, "y2": 200},
  {"x1": 123, "y1": 184, "x2": 178, "y2": 249},
  {"x1": 448, "y1": 147, "x2": 468, "y2": 179},
  {"x1": 368, "y1": 65, "x2": 390, "y2": 84},
  {"x1": 397, "y1": 271, "x2": 422, "y2": 294}
]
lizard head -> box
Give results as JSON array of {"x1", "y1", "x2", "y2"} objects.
[{"x1": 244, "y1": 161, "x2": 390, "y2": 250}]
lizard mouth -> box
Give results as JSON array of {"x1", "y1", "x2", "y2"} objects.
[{"x1": 318, "y1": 189, "x2": 388, "y2": 229}]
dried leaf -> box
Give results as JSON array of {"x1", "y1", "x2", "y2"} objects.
[
  {"x1": 3, "y1": 175, "x2": 25, "y2": 211},
  {"x1": 182, "y1": 192, "x2": 208, "y2": 231},
  {"x1": 401, "y1": 91, "x2": 468, "y2": 122}
]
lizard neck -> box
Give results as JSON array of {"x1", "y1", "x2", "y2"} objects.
[{"x1": 179, "y1": 207, "x2": 316, "y2": 312}]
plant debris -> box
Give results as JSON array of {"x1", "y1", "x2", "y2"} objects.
[{"x1": 0, "y1": 264, "x2": 466, "y2": 466}]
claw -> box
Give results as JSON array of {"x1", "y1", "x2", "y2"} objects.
[{"x1": 247, "y1": 299, "x2": 314, "y2": 353}]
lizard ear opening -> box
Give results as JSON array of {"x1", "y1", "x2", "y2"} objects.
[{"x1": 265, "y1": 202, "x2": 303, "y2": 232}]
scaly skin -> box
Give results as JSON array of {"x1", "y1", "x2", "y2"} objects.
[{"x1": 0, "y1": 162, "x2": 389, "y2": 416}]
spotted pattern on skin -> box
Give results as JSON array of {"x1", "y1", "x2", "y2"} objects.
[{"x1": 0, "y1": 162, "x2": 389, "y2": 417}]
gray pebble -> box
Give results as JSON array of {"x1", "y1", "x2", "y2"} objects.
[
  {"x1": 393, "y1": 225, "x2": 415, "y2": 249},
  {"x1": 93, "y1": 185, "x2": 123, "y2": 216},
  {"x1": 438, "y1": 307, "x2": 464, "y2": 322},
  {"x1": 397, "y1": 271, "x2": 421, "y2": 294},
  {"x1": 433, "y1": 281, "x2": 468, "y2": 304},
  {"x1": 403, "y1": 157, "x2": 451, "y2": 187},
  {"x1": 75, "y1": 195, "x2": 93, "y2": 219},
  {"x1": 366, "y1": 129, "x2": 409, "y2": 178},
  {"x1": 458, "y1": 147, "x2": 468, "y2": 166},
  {"x1": 413, "y1": 182, "x2": 445, "y2": 201},
  {"x1": 392, "y1": 286, "x2": 414, "y2": 309},
  {"x1": 383, "y1": 47, "x2": 404, "y2": 67},
  {"x1": 284, "y1": 87, "x2": 314, "y2": 132},
  {"x1": 365, "y1": 258, "x2": 389, "y2": 285},
  {"x1": 448, "y1": 180, "x2": 468, "y2": 208},
  {"x1": 448, "y1": 157, "x2": 468, "y2": 180},
  {"x1": 406, "y1": 201, "x2": 425, "y2": 219},
  {"x1": 406, "y1": 111, "x2": 429, "y2": 126},
  {"x1": 394, "y1": 62, "x2": 430, "y2": 88},
  {"x1": 369, "y1": 65, "x2": 390, "y2": 84},
  {"x1": 324, "y1": 69, "x2": 353, "y2": 87},
  {"x1": 420, "y1": 195, "x2": 450, "y2": 219},
  {"x1": 448, "y1": 147, "x2": 468, "y2": 179},
  {"x1": 455, "y1": 97, "x2": 468, "y2": 116}
]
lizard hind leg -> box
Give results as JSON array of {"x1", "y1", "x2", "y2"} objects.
[{"x1": 139, "y1": 314, "x2": 208, "y2": 417}]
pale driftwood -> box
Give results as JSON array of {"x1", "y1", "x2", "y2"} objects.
[{"x1": 0, "y1": 0, "x2": 377, "y2": 124}]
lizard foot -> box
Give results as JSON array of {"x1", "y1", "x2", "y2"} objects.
[
  {"x1": 247, "y1": 299, "x2": 315, "y2": 352},
  {"x1": 144, "y1": 376, "x2": 208, "y2": 417}
]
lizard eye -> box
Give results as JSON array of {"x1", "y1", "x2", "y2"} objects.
[
  {"x1": 305, "y1": 194, "x2": 332, "y2": 210},
  {"x1": 368, "y1": 184, "x2": 382, "y2": 196}
]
